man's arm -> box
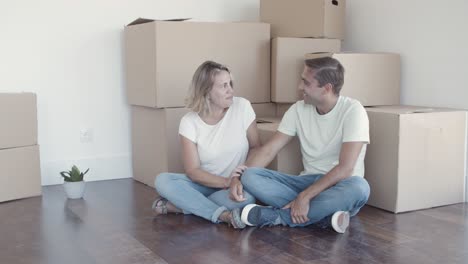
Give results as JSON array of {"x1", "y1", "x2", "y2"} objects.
[
  {"x1": 245, "y1": 131, "x2": 293, "y2": 168},
  {"x1": 284, "y1": 141, "x2": 365, "y2": 224}
]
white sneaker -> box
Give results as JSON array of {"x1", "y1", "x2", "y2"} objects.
[
  {"x1": 331, "y1": 211, "x2": 350, "y2": 233},
  {"x1": 241, "y1": 204, "x2": 259, "y2": 226}
]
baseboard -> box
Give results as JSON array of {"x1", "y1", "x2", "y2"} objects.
[{"x1": 41, "y1": 154, "x2": 132, "y2": 186}]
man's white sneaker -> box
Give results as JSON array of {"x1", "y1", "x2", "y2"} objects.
[
  {"x1": 331, "y1": 211, "x2": 350, "y2": 233},
  {"x1": 241, "y1": 204, "x2": 259, "y2": 226}
]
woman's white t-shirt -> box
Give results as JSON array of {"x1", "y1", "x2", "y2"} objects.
[{"x1": 178, "y1": 97, "x2": 255, "y2": 178}]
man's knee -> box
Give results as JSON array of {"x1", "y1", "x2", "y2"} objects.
[
  {"x1": 240, "y1": 167, "x2": 265, "y2": 187},
  {"x1": 347, "y1": 176, "x2": 370, "y2": 202}
]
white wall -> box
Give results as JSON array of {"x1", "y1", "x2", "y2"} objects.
[
  {"x1": 0, "y1": 0, "x2": 259, "y2": 185},
  {"x1": 343, "y1": 0, "x2": 468, "y2": 201}
]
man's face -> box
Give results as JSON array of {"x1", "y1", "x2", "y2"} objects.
[{"x1": 298, "y1": 67, "x2": 325, "y2": 105}]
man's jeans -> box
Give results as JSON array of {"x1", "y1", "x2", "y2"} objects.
[
  {"x1": 155, "y1": 173, "x2": 255, "y2": 223},
  {"x1": 241, "y1": 168, "x2": 370, "y2": 227}
]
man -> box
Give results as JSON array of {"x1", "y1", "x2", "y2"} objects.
[{"x1": 229, "y1": 56, "x2": 370, "y2": 233}]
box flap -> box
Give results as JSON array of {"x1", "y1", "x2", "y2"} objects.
[
  {"x1": 366, "y1": 105, "x2": 466, "y2": 115},
  {"x1": 304, "y1": 52, "x2": 333, "y2": 60},
  {"x1": 127, "y1": 17, "x2": 191, "y2": 26}
]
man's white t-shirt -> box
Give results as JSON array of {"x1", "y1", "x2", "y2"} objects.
[
  {"x1": 179, "y1": 97, "x2": 255, "y2": 178},
  {"x1": 278, "y1": 96, "x2": 369, "y2": 177}
]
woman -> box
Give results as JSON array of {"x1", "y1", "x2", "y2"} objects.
[{"x1": 153, "y1": 61, "x2": 260, "y2": 228}]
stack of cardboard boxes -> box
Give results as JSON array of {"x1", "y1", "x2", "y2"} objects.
[
  {"x1": 0, "y1": 93, "x2": 41, "y2": 202},
  {"x1": 124, "y1": 18, "x2": 271, "y2": 187},
  {"x1": 257, "y1": 0, "x2": 401, "y2": 175},
  {"x1": 259, "y1": 0, "x2": 466, "y2": 212},
  {"x1": 125, "y1": 0, "x2": 466, "y2": 212}
]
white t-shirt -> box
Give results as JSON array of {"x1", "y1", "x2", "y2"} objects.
[
  {"x1": 278, "y1": 96, "x2": 369, "y2": 177},
  {"x1": 179, "y1": 97, "x2": 255, "y2": 178}
]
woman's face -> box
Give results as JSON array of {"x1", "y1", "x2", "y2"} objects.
[{"x1": 208, "y1": 70, "x2": 234, "y2": 110}]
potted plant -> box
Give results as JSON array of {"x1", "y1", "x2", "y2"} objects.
[{"x1": 60, "y1": 165, "x2": 89, "y2": 199}]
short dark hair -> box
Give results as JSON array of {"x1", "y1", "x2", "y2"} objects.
[{"x1": 304, "y1": 57, "x2": 345, "y2": 95}]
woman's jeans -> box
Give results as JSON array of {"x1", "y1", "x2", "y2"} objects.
[
  {"x1": 241, "y1": 168, "x2": 370, "y2": 227},
  {"x1": 155, "y1": 173, "x2": 255, "y2": 223}
]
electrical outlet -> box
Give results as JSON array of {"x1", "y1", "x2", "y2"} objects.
[{"x1": 80, "y1": 128, "x2": 93, "y2": 143}]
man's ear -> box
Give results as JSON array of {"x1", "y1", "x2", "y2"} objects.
[{"x1": 323, "y1": 83, "x2": 334, "y2": 94}]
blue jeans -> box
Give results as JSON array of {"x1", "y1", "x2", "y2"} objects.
[
  {"x1": 241, "y1": 168, "x2": 370, "y2": 227},
  {"x1": 155, "y1": 173, "x2": 255, "y2": 223}
]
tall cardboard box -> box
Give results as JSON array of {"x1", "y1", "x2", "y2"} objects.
[
  {"x1": 276, "y1": 103, "x2": 293, "y2": 117},
  {"x1": 260, "y1": 0, "x2": 345, "y2": 39},
  {"x1": 272, "y1": 38, "x2": 341, "y2": 103},
  {"x1": 252, "y1": 103, "x2": 277, "y2": 118},
  {"x1": 0, "y1": 93, "x2": 37, "y2": 149},
  {"x1": 125, "y1": 19, "x2": 271, "y2": 108},
  {"x1": 365, "y1": 106, "x2": 467, "y2": 213},
  {"x1": 305, "y1": 53, "x2": 401, "y2": 106},
  {"x1": 0, "y1": 145, "x2": 41, "y2": 202},
  {"x1": 257, "y1": 118, "x2": 303, "y2": 175},
  {"x1": 131, "y1": 106, "x2": 189, "y2": 187}
]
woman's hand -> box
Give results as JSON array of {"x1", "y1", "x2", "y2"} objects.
[{"x1": 228, "y1": 165, "x2": 248, "y2": 202}]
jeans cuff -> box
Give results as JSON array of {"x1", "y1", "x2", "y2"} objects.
[{"x1": 211, "y1": 206, "x2": 228, "y2": 223}]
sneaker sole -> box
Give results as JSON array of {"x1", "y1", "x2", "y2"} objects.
[
  {"x1": 331, "y1": 211, "x2": 350, "y2": 233},
  {"x1": 241, "y1": 204, "x2": 259, "y2": 226}
]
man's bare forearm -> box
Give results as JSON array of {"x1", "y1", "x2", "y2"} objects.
[{"x1": 245, "y1": 146, "x2": 275, "y2": 168}]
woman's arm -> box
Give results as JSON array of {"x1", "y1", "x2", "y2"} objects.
[
  {"x1": 180, "y1": 135, "x2": 230, "y2": 188},
  {"x1": 246, "y1": 120, "x2": 261, "y2": 152}
]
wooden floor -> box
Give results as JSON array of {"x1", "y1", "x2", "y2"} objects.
[{"x1": 1, "y1": 179, "x2": 467, "y2": 264}]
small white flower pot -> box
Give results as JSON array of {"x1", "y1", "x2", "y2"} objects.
[{"x1": 63, "y1": 181, "x2": 86, "y2": 199}]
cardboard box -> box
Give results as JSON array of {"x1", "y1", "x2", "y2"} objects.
[
  {"x1": 272, "y1": 38, "x2": 341, "y2": 103},
  {"x1": 260, "y1": 0, "x2": 345, "y2": 39},
  {"x1": 305, "y1": 53, "x2": 401, "y2": 106},
  {"x1": 365, "y1": 106, "x2": 467, "y2": 213},
  {"x1": 276, "y1": 103, "x2": 293, "y2": 117},
  {"x1": 131, "y1": 106, "x2": 189, "y2": 187},
  {"x1": 0, "y1": 93, "x2": 37, "y2": 149},
  {"x1": 0, "y1": 145, "x2": 41, "y2": 202},
  {"x1": 125, "y1": 19, "x2": 271, "y2": 108},
  {"x1": 257, "y1": 118, "x2": 303, "y2": 175},
  {"x1": 252, "y1": 103, "x2": 277, "y2": 118}
]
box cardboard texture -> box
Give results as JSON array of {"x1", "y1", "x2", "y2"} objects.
[
  {"x1": 0, "y1": 145, "x2": 41, "y2": 202},
  {"x1": 257, "y1": 118, "x2": 303, "y2": 175},
  {"x1": 0, "y1": 93, "x2": 37, "y2": 149},
  {"x1": 131, "y1": 106, "x2": 189, "y2": 187},
  {"x1": 251, "y1": 103, "x2": 277, "y2": 118},
  {"x1": 260, "y1": 0, "x2": 345, "y2": 39},
  {"x1": 276, "y1": 103, "x2": 293, "y2": 117},
  {"x1": 125, "y1": 19, "x2": 271, "y2": 108},
  {"x1": 305, "y1": 53, "x2": 401, "y2": 106},
  {"x1": 365, "y1": 106, "x2": 466, "y2": 213},
  {"x1": 271, "y1": 38, "x2": 341, "y2": 103}
]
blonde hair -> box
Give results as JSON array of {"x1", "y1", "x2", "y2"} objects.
[{"x1": 185, "y1": 61, "x2": 233, "y2": 115}]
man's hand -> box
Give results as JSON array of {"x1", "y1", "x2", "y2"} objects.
[
  {"x1": 282, "y1": 193, "x2": 310, "y2": 224},
  {"x1": 229, "y1": 165, "x2": 247, "y2": 202}
]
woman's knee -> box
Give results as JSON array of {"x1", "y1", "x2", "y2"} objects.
[
  {"x1": 243, "y1": 190, "x2": 256, "y2": 204},
  {"x1": 154, "y1": 173, "x2": 179, "y2": 195}
]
